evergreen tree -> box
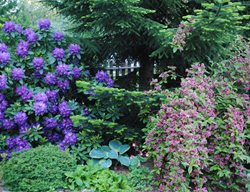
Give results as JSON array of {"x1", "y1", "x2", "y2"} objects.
[
  {"x1": 40, "y1": 0, "x2": 249, "y2": 89},
  {"x1": 0, "y1": 0, "x2": 18, "y2": 24}
]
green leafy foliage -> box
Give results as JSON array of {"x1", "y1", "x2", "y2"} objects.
[
  {"x1": 65, "y1": 162, "x2": 134, "y2": 192},
  {"x1": 89, "y1": 140, "x2": 138, "y2": 168},
  {"x1": 2, "y1": 145, "x2": 77, "y2": 192},
  {"x1": 72, "y1": 80, "x2": 165, "y2": 144},
  {"x1": 127, "y1": 166, "x2": 155, "y2": 192}
]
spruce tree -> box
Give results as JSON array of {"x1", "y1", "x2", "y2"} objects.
[{"x1": 40, "y1": 0, "x2": 249, "y2": 89}]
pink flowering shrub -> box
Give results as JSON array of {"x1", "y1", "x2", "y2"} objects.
[{"x1": 145, "y1": 40, "x2": 250, "y2": 191}]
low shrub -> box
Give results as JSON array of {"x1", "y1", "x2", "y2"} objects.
[
  {"x1": 2, "y1": 145, "x2": 77, "y2": 192},
  {"x1": 127, "y1": 166, "x2": 155, "y2": 191},
  {"x1": 65, "y1": 162, "x2": 133, "y2": 192}
]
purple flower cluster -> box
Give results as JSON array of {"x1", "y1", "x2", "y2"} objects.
[
  {"x1": 24, "y1": 28, "x2": 38, "y2": 44},
  {"x1": 44, "y1": 118, "x2": 57, "y2": 129},
  {"x1": 59, "y1": 132, "x2": 77, "y2": 150},
  {"x1": 14, "y1": 112, "x2": 28, "y2": 126},
  {"x1": 56, "y1": 64, "x2": 70, "y2": 77},
  {"x1": 0, "y1": 74, "x2": 7, "y2": 90},
  {"x1": 52, "y1": 48, "x2": 64, "y2": 61},
  {"x1": 45, "y1": 73, "x2": 57, "y2": 85},
  {"x1": 6, "y1": 137, "x2": 30, "y2": 152},
  {"x1": 38, "y1": 19, "x2": 51, "y2": 30},
  {"x1": 11, "y1": 68, "x2": 25, "y2": 80},
  {"x1": 33, "y1": 102, "x2": 47, "y2": 115},
  {"x1": 16, "y1": 86, "x2": 33, "y2": 101},
  {"x1": 32, "y1": 57, "x2": 44, "y2": 69},
  {"x1": 34, "y1": 92, "x2": 48, "y2": 103},
  {"x1": 53, "y1": 32, "x2": 64, "y2": 41},
  {"x1": 58, "y1": 101, "x2": 71, "y2": 117},
  {"x1": 0, "y1": 43, "x2": 8, "y2": 52},
  {"x1": 16, "y1": 40, "x2": 29, "y2": 58},
  {"x1": 0, "y1": 52, "x2": 10, "y2": 66},
  {"x1": 95, "y1": 70, "x2": 114, "y2": 87},
  {"x1": 0, "y1": 19, "x2": 115, "y2": 158},
  {"x1": 69, "y1": 44, "x2": 80, "y2": 55},
  {"x1": 2, "y1": 21, "x2": 16, "y2": 33}
]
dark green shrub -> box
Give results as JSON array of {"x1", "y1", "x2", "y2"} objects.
[
  {"x1": 2, "y1": 145, "x2": 77, "y2": 192},
  {"x1": 65, "y1": 162, "x2": 134, "y2": 192}
]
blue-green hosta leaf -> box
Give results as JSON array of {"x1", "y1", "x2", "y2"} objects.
[
  {"x1": 108, "y1": 150, "x2": 118, "y2": 159},
  {"x1": 99, "y1": 159, "x2": 112, "y2": 168},
  {"x1": 129, "y1": 156, "x2": 140, "y2": 168},
  {"x1": 119, "y1": 144, "x2": 130, "y2": 155},
  {"x1": 101, "y1": 145, "x2": 110, "y2": 152},
  {"x1": 109, "y1": 140, "x2": 122, "y2": 152},
  {"x1": 118, "y1": 156, "x2": 130, "y2": 167},
  {"x1": 89, "y1": 149, "x2": 106, "y2": 159}
]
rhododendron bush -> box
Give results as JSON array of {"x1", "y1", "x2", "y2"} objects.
[
  {"x1": 145, "y1": 39, "x2": 250, "y2": 191},
  {"x1": 0, "y1": 19, "x2": 117, "y2": 159}
]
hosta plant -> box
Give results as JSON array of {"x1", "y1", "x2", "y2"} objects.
[{"x1": 89, "y1": 140, "x2": 141, "y2": 168}]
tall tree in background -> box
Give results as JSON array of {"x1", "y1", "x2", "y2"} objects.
[
  {"x1": 0, "y1": 0, "x2": 18, "y2": 24},
  {"x1": 40, "y1": 0, "x2": 249, "y2": 89}
]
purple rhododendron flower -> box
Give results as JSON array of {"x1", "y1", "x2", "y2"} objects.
[
  {"x1": 0, "y1": 52, "x2": 11, "y2": 65},
  {"x1": 57, "y1": 79, "x2": 70, "y2": 91},
  {"x1": 32, "y1": 57, "x2": 44, "y2": 69},
  {"x1": 3, "y1": 119, "x2": 15, "y2": 130},
  {"x1": 16, "y1": 40, "x2": 29, "y2": 58},
  {"x1": 69, "y1": 44, "x2": 80, "y2": 55},
  {"x1": 15, "y1": 25, "x2": 23, "y2": 33},
  {"x1": 56, "y1": 64, "x2": 69, "y2": 76},
  {"x1": 72, "y1": 67, "x2": 81, "y2": 79},
  {"x1": 34, "y1": 69, "x2": 46, "y2": 79},
  {"x1": 52, "y1": 48, "x2": 64, "y2": 61},
  {"x1": 59, "y1": 132, "x2": 77, "y2": 150},
  {"x1": 38, "y1": 19, "x2": 51, "y2": 30},
  {"x1": 27, "y1": 32, "x2": 38, "y2": 44},
  {"x1": 0, "y1": 99, "x2": 8, "y2": 111},
  {"x1": 19, "y1": 123, "x2": 30, "y2": 134},
  {"x1": 0, "y1": 111, "x2": 4, "y2": 120},
  {"x1": 106, "y1": 78, "x2": 114, "y2": 87},
  {"x1": 44, "y1": 118, "x2": 57, "y2": 129},
  {"x1": 6, "y1": 137, "x2": 30, "y2": 152},
  {"x1": 53, "y1": 32, "x2": 64, "y2": 41},
  {"x1": 45, "y1": 73, "x2": 57, "y2": 85},
  {"x1": 0, "y1": 74, "x2": 7, "y2": 90},
  {"x1": 96, "y1": 70, "x2": 109, "y2": 82},
  {"x1": 11, "y1": 68, "x2": 25, "y2": 80},
  {"x1": 46, "y1": 90, "x2": 58, "y2": 102},
  {"x1": 33, "y1": 102, "x2": 47, "y2": 115},
  {"x1": 58, "y1": 101, "x2": 71, "y2": 117},
  {"x1": 63, "y1": 132, "x2": 77, "y2": 145},
  {"x1": 48, "y1": 104, "x2": 57, "y2": 115},
  {"x1": 0, "y1": 43, "x2": 8, "y2": 52},
  {"x1": 60, "y1": 118, "x2": 73, "y2": 134},
  {"x1": 3, "y1": 21, "x2": 16, "y2": 33},
  {"x1": 23, "y1": 28, "x2": 34, "y2": 36},
  {"x1": 14, "y1": 112, "x2": 28, "y2": 126},
  {"x1": 46, "y1": 132, "x2": 61, "y2": 143},
  {"x1": 95, "y1": 70, "x2": 114, "y2": 87},
  {"x1": 34, "y1": 92, "x2": 48, "y2": 103},
  {"x1": 16, "y1": 86, "x2": 33, "y2": 101}
]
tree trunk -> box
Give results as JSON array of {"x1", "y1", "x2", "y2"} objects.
[{"x1": 139, "y1": 56, "x2": 154, "y2": 90}]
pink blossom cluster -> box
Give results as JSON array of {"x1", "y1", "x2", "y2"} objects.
[
  {"x1": 145, "y1": 59, "x2": 249, "y2": 191},
  {"x1": 172, "y1": 19, "x2": 194, "y2": 52}
]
